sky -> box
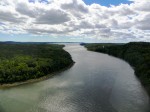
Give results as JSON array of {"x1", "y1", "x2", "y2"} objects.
[
  {"x1": 84, "y1": 0, "x2": 131, "y2": 6},
  {"x1": 0, "y1": 0, "x2": 150, "y2": 43}
]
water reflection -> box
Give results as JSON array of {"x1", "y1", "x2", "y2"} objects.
[{"x1": 0, "y1": 44, "x2": 149, "y2": 112}]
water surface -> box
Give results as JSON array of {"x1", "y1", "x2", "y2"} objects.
[{"x1": 0, "y1": 44, "x2": 149, "y2": 112}]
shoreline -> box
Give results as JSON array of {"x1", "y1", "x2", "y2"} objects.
[
  {"x1": 0, "y1": 62, "x2": 75, "y2": 89},
  {"x1": 86, "y1": 48, "x2": 150, "y2": 96}
]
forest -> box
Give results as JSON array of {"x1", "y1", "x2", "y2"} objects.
[
  {"x1": 84, "y1": 42, "x2": 150, "y2": 94},
  {"x1": 0, "y1": 43, "x2": 73, "y2": 84}
]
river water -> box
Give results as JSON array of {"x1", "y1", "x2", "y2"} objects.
[{"x1": 0, "y1": 44, "x2": 149, "y2": 112}]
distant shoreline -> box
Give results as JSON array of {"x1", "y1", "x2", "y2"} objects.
[{"x1": 0, "y1": 62, "x2": 75, "y2": 88}]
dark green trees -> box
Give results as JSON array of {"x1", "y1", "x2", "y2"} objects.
[{"x1": 0, "y1": 43, "x2": 73, "y2": 84}]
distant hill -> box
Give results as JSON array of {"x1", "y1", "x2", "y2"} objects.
[{"x1": 0, "y1": 41, "x2": 81, "y2": 44}]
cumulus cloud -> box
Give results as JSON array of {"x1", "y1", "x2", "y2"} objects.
[
  {"x1": 16, "y1": 2, "x2": 37, "y2": 18},
  {"x1": 0, "y1": 4, "x2": 26, "y2": 23},
  {"x1": 0, "y1": 10, "x2": 25, "y2": 23},
  {"x1": 35, "y1": 9, "x2": 70, "y2": 24},
  {"x1": 60, "y1": 0, "x2": 89, "y2": 13},
  {"x1": 0, "y1": 0, "x2": 150, "y2": 42},
  {"x1": 135, "y1": 14, "x2": 150, "y2": 30}
]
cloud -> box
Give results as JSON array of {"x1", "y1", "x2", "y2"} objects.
[
  {"x1": 0, "y1": 11, "x2": 25, "y2": 23},
  {"x1": 35, "y1": 9, "x2": 70, "y2": 24},
  {"x1": 16, "y1": 2, "x2": 37, "y2": 18},
  {"x1": 60, "y1": 0, "x2": 89, "y2": 13},
  {"x1": 135, "y1": 14, "x2": 150, "y2": 30},
  {"x1": 0, "y1": 0, "x2": 149, "y2": 42},
  {"x1": 0, "y1": 5, "x2": 26, "y2": 23}
]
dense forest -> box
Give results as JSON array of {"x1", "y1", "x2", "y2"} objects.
[
  {"x1": 0, "y1": 43, "x2": 73, "y2": 84},
  {"x1": 84, "y1": 42, "x2": 150, "y2": 94}
]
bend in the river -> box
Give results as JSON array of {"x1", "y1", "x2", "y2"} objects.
[{"x1": 0, "y1": 44, "x2": 149, "y2": 112}]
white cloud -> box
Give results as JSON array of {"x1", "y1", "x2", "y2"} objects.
[
  {"x1": 0, "y1": 0, "x2": 149, "y2": 42},
  {"x1": 16, "y1": 2, "x2": 37, "y2": 18},
  {"x1": 35, "y1": 9, "x2": 71, "y2": 24}
]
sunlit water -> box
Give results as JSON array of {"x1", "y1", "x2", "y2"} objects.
[{"x1": 0, "y1": 44, "x2": 149, "y2": 112}]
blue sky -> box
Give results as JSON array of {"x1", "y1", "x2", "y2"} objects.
[
  {"x1": 84, "y1": 0, "x2": 131, "y2": 6},
  {"x1": 0, "y1": 0, "x2": 149, "y2": 42}
]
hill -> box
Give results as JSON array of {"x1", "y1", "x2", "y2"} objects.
[{"x1": 0, "y1": 43, "x2": 73, "y2": 85}]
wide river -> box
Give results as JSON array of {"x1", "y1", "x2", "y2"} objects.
[{"x1": 0, "y1": 44, "x2": 149, "y2": 112}]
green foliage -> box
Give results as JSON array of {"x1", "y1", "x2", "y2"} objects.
[
  {"x1": 85, "y1": 42, "x2": 150, "y2": 93},
  {"x1": 0, "y1": 43, "x2": 73, "y2": 84}
]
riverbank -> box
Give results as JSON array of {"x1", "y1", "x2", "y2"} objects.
[
  {"x1": 0, "y1": 62, "x2": 75, "y2": 88},
  {"x1": 0, "y1": 43, "x2": 74, "y2": 85},
  {"x1": 0, "y1": 44, "x2": 149, "y2": 112},
  {"x1": 84, "y1": 42, "x2": 150, "y2": 96}
]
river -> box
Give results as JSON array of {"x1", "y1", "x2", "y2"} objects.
[{"x1": 0, "y1": 44, "x2": 149, "y2": 112}]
